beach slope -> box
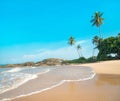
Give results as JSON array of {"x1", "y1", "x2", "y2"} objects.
[{"x1": 12, "y1": 60, "x2": 120, "y2": 101}]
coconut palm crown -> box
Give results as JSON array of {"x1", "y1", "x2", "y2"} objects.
[
  {"x1": 91, "y1": 11, "x2": 104, "y2": 27},
  {"x1": 77, "y1": 44, "x2": 82, "y2": 58},
  {"x1": 77, "y1": 44, "x2": 81, "y2": 50},
  {"x1": 90, "y1": 11, "x2": 104, "y2": 38},
  {"x1": 68, "y1": 36, "x2": 76, "y2": 46}
]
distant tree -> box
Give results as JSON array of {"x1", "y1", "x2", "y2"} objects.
[
  {"x1": 116, "y1": 34, "x2": 120, "y2": 58},
  {"x1": 77, "y1": 44, "x2": 82, "y2": 58},
  {"x1": 92, "y1": 36, "x2": 99, "y2": 46},
  {"x1": 68, "y1": 36, "x2": 76, "y2": 46},
  {"x1": 92, "y1": 36, "x2": 99, "y2": 60},
  {"x1": 68, "y1": 36, "x2": 82, "y2": 59}
]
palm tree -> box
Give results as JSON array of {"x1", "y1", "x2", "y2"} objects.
[
  {"x1": 90, "y1": 11, "x2": 104, "y2": 38},
  {"x1": 92, "y1": 36, "x2": 99, "y2": 60},
  {"x1": 91, "y1": 11, "x2": 104, "y2": 60},
  {"x1": 77, "y1": 44, "x2": 82, "y2": 58},
  {"x1": 92, "y1": 36, "x2": 99, "y2": 46},
  {"x1": 68, "y1": 36, "x2": 82, "y2": 58},
  {"x1": 118, "y1": 33, "x2": 120, "y2": 38},
  {"x1": 68, "y1": 36, "x2": 76, "y2": 46}
]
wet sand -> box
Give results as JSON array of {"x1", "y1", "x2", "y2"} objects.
[
  {"x1": 12, "y1": 74, "x2": 120, "y2": 101},
  {"x1": 11, "y1": 60, "x2": 120, "y2": 101}
]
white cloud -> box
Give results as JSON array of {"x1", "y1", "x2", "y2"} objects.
[
  {"x1": 22, "y1": 46, "x2": 78, "y2": 61},
  {"x1": 76, "y1": 40, "x2": 89, "y2": 45},
  {"x1": 21, "y1": 40, "x2": 97, "y2": 62},
  {"x1": 1, "y1": 40, "x2": 98, "y2": 64}
]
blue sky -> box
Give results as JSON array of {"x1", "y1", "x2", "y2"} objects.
[{"x1": 0, "y1": 0, "x2": 120, "y2": 64}]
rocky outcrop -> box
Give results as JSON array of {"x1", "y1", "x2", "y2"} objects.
[
  {"x1": 22, "y1": 62, "x2": 35, "y2": 66},
  {"x1": 36, "y1": 58, "x2": 64, "y2": 66},
  {"x1": 0, "y1": 58, "x2": 67, "y2": 68}
]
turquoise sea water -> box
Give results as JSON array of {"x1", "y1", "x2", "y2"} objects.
[{"x1": 0, "y1": 67, "x2": 51, "y2": 95}]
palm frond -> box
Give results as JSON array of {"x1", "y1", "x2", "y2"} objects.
[
  {"x1": 92, "y1": 21, "x2": 97, "y2": 26},
  {"x1": 99, "y1": 12, "x2": 104, "y2": 17},
  {"x1": 90, "y1": 19, "x2": 95, "y2": 23},
  {"x1": 90, "y1": 11, "x2": 104, "y2": 27}
]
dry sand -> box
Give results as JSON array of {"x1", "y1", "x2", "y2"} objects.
[
  {"x1": 11, "y1": 60, "x2": 120, "y2": 101},
  {"x1": 75, "y1": 60, "x2": 120, "y2": 75}
]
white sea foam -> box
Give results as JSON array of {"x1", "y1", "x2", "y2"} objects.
[
  {"x1": 1, "y1": 70, "x2": 96, "y2": 101},
  {"x1": 31, "y1": 66, "x2": 36, "y2": 68},
  {"x1": 1, "y1": 68, "x2": 25, "y2": 73},
  {"x1": 37, "y1": 69, "x2": 50, "y2": 75},
  {"x1": 0, "y1": 73, "x2": 37, "y2": 95},
  {"x1": 0, "y1": 67, "x2": 50, "y2": 95}
]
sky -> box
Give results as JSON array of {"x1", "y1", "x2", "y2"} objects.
[{"x1": 0, "y1": 0, "x2": 120, "y2": 64}]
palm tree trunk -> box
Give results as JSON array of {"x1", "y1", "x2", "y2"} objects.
[
  {"x1": 92, "y1": 48, "x2": 95, "y2": 59},
  {"x1": 99, "y1": 26, "x2": 102, "y2": 38},
  {"x1": 92, "y1": 42, "x2": 96, "y2": 61},
  {"x1": 93, "y1": 49, "x2": 96, "y2": 60},
  {"x1": 76, "y1": 49, "x2": 81, "y2": 59},
  {"x1": 80, "y1": 49, "x2": 83, "y2": 57},
  {"x1": 98, "y1": 26, "x2": 102, "y2": 61}
]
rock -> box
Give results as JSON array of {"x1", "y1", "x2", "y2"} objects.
[
  {"x1": 35, "y1": 58, "x2": 64, "y2": 66},
  {"x1": 0, "y1": 58, "x2": 66, "y2": 68},
  {"x1": 22, "y1": 62, "x2": 35, "y2": 66}
]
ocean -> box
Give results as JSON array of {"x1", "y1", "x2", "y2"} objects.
[{"x1": 0, "y1": 66, "x2": 95, "y2": 101}]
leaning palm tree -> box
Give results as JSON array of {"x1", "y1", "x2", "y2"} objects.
[
  {"x1": 77, "y1": 44, "x2": 82, "y2": 58},
  {"x1": 68, "y1": 36, "x2": 84, "y2": 58},
  {"x1": 90, "y1": 11, "x2": 104, "y2": 38},
  {"x1": 92, "y1": 36, "x2": 99, "y2": 60},
  {"x1": 92, "y1": 36, "x2": 99, "y2": 46},
  {"x1": 68, "y1": 36, "x2": 82, "y2": 58},
  {"x1": 68, "y1": 36, "x2": 76, "y2": 46}
]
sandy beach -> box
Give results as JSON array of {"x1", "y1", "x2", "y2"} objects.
[
  {"x1": 1, "y1": 0, "x2": 120, "y2": 100},
  {"x1": 75, "y1": 60, "x2": 120, "y2": 75},
  {"x1": 8, "y1": 60, "x2": 120, "y2": 101}
]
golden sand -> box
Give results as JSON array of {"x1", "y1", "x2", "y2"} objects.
[
  {"x1": 74, "y1": 60, "x2": 120, "y2": 74},
  {"x1": 11, "y1": 60, "x2": 120, "y2": 101}
]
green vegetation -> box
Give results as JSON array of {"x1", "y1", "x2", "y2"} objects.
[
  {"x1": 65, "y1": 57, "x2": 97, "y2": 64},
  {"x1": 67, "y1": 34, "x2": 120, "y2": 64},
  {"x1": 97, "y1": 34, "x2": 120, "y2": 60},
  {"x1": 91, "y1": 11, "x2": 104, "y2": 61},
  {"x1": 77, "y1": 44, "x2": 82, "y2": 58},
  {"x1": 67, "y1": 11, "x2": 120, "y2": 64}
]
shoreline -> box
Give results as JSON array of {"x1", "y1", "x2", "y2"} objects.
[
  {"x1": 3, "y1": 73, "x2": 96, "y2": 101},
  {"x1": 0, "y1": 66, "x2": 95, "y2": 101},
  {"x1": 12, "y1": 74, "x2": 120, "y2": 101},
  {"x1": 1, "y1": 60, "x2": 120, "y2": 101}
]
